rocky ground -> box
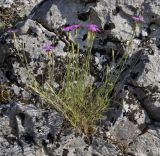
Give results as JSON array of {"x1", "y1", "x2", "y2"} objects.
[{"x1": 0, "y1": 0, "x2": 160, "y2": 155}]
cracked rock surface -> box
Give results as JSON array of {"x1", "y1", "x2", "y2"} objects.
[{"x1": 0, "y1": 0, "x2": 160, "y2": 155}]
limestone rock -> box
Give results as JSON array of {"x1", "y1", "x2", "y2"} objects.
[
  {"x1": 129, "y1": 45, "x2": 160, "y2": 121},
  {"x1": 128, "y1": 129, "x2": 160, "y2": 156}
]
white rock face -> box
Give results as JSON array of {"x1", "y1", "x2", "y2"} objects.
[
  {"x1": 0, "y1": 0, "x2": 43, "y2": 16},
  {"x1": 0, "y1": 0, "x2": 14, "y2": 8}
]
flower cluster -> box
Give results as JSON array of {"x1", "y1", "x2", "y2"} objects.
[
  {"x1": 87, "y1": 24, "x2": 100, "y2": 32},
  {"x1": 63, "y1": 24, "x2": 81, "y2": 32},
  {"x1": 43, "y1": 14, "x2": 144, "y2": 54},
  {"x1": 132, "y1": 15, "x2": 144, "y2": 23},
  {"x1": 43, "y1": 24, "x2": 100, "y2": 54},
  {"x1": 63, "y1": 24, "x2": 101, "y2": 33},
  {"x1": 7, "y1": 29, "x2": 19, "y2": 33},
  {"x1": 42, "y1": 43, "x2": 54, "y2": 53}
]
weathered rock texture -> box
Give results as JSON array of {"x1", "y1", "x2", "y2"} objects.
[{"x1": 0, "y1": 0, "x2": 160, "y2": 155}]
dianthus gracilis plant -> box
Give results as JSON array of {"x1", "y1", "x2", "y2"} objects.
[
  {"x1": 30, "y1": 24, "x2": 110, "y2": 134},
  {"x1": 8, "y1": 16, "x2": 143, "y2": 134}
]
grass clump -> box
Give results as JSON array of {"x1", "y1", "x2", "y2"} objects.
[
  {"x1": 28, "y1": 25, "x2": 117, "y2": 134},
  {"x1": 9, "y1": 18, "x2": 142, "y2": 134}
]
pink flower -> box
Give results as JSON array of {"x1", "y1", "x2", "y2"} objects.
[
  {"x1": 7, "y1": 29, "x2": 19, "y2": 33},
  {"x1": 63, "y1": 24, "x2": 81, "y2": 32},
  {"x1": 42, "y1": 43, "x2": 54, "y2": 53},
  {"x1": 87, "y1": 24, "x2": 100, "y2": 33},
  {"x1": 132, "y1": 16, "x2": 144, "y2": 23}
]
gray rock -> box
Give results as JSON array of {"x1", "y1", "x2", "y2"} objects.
[
  {"x1": 0, "y1": 103, "x2": 63, "y2": 156},
  {"x1": 32, "y1": 0, "x2": 91, "y2": 29},
  {"x1": 0, "y1": 69, "x2": 8, "y2": 83},
  {"x1": 0, "y1": 44, "x2": 9, "y2": 67},
  {"x1": 43, "y1": 130, "x2": 120, "y2": 156},
  {"x1": 0, "y1": 0, "x2": 42, "y2": 16},
  {"x1": 101, "y1": 88, "x2": 150, "y2": 149},
  {"x1": 110, "y1": 118, "x2": 141, "y2": 146},
  {"x1": 121, "y1": 89, "x2": 151, "y2": 129},
  {"x1": 129, "y1": 45, "x2": 160, "y2": 121},
  {"x1": 0, "y1": 103, "x2": 121, "y2": 156},
  {"x1": 0, "y1": 0, "x2": 14, "y2": 8},
  {"x1": 128, "y1": 128, "x2": 160, "y2": 156},
  {"x1": 91, "y1": 137, "x2": 120, "y2": 156}
]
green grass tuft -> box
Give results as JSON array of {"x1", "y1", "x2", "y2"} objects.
[{"x1": 10, "y1": 25, "x2": 137, "y2": 135}]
